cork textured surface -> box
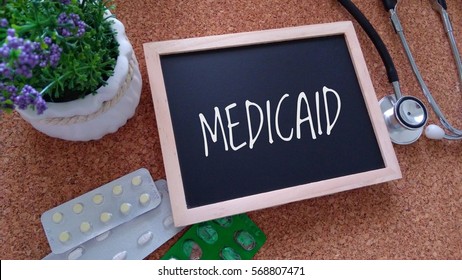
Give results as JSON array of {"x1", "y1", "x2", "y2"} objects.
[{"x1": 1, "y1": 0, "x2": 461, "y2": 259}]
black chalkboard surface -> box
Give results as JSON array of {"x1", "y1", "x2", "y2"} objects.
[{"x1": 144, "y1": 21, "x2": 401, "y2": 226}]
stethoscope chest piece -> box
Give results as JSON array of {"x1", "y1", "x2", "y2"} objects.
[
  {"x1": 379, "y1": 94, "x2": 428, "y2": 144},
  {"x1": 339, "y1": 0, "x2": 462, "y2": 143}
]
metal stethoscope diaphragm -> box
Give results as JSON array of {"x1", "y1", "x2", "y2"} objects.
[
  {"x1": 339, "y1": 0, "x2": 462, "y2": 144},
  {"x1": 380, "y1": 91, "x2": 428, "y2": 144}
]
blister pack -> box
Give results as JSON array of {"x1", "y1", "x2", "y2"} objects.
[
  {"x1": 44, "y1": 179, "x2": 185, "y2": 260},
  {"x1": 161, "y1": 213, "x2": 266, "y2": 260},
  {"x1": 41, "y1": 168, "x2": 162, "y2": 254}
]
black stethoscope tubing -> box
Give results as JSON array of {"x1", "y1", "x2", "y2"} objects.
[
  {"x1": 338, "y1": 0, "x2": 399, "y2": 85},
  {"x1": 338, "y1": 0, "x2": 429, "y2": 144},
  {"x1": 339, "y1": 0, "x2": 462, "y2": 142}
]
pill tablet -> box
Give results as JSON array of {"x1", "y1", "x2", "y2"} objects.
[
  {"x1": 41, "y1": 168, "x2": 161, "y2": 254},
  {"x1": 220, "y1": 247, "x2": 241, "y2": 260},
  {"x1": 214, "y1": 217, "x2": 232, "y2": 228},
  {"x1": 131, "y1": 176, "x2": 142, "y2": 186},
  {"x1": 161, "y1": 213, "x2": 266, "y2": 260},
  {"x1": 137, "y1": 231, "x2": 153, "y2": 246},
  {"x1": 72, "y1": 203, "x2": 84, "y2": 214},
  {"x1": 112, "y1": 185, "x2": 123, "y2": 196},
  {"x1": 43, "y1": 180, "x2": 185, "y2": 260},
  {"x1": 92, "y1": 194, "x2": 104, "y2": 205},
  {"x1": 59, "y1": 231, "x2": 71, "y2": 243},
  {"x1": 95, "y1": 231, "x2": 111, "y2": 242},
  {"x1": 80, "y1": 222, "x2": 92, "y2": 233},
  {"x1": 68, "y1": 247, "x2": 84, "y2": 260},
  {"x1": 234, "y1": 230, "x2": 256, "y2": 251},
  {"x1": 119, "y1": 203, "x2": 132, "y2": 215},
  {"x1": 197, "y1": 224, "x2": 218, "y2": 244},
  {"x1": 163, "y1": 216, "x2": 174, "y2": 228},
  {"x1": 100, "y1": 212, "x2": 112, "y2": 223},
  {"x1": 183, "y1": 240, "x2": 202, "y2": 260},
  {"x1": 52, "y1": 212, "x2": 63, "y2": 224},
  {"x1": 139, "y1": 193, "x2": 150, "y2": 206},
  {"x1": 112, "y1": 251, "x2": 127, "y2": 260}
]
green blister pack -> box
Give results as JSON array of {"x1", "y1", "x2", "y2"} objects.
[{"x1": 161, "y1": 214, "x2": 266, "y2": 260}]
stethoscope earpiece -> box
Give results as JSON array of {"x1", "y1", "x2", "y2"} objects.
[{"x1": 425, "y1": 124, "x2": 445, "y2": 140}]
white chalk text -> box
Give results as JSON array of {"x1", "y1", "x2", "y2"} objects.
[{"x1": 199, "y1": 86, "x2": 341, "y2": 157}]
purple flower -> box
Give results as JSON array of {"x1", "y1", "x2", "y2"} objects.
[
  {"x1": 12, "y1": 85, "x2": 47, "y2": 113},
  {"x1": 0, "y1": 45, "x2": 10, "y2": 57},
  {"x1": 57, "y1": 13, "x2": 86, "y2": 38},
  {"x1": 48, "y1": 44, "x2": 62, "y2": 66},
  {"x1": 18, "y1": 47, "x2": 40, "y2": 67},
  {"x1": 13, "y1": 95, "x2": 29, "y2": 110},
  {"x1": 7, "y1": 28, "x2": 15, "y2": 37},
  {"x1": 15, "y1": 65, "x2": 33, "y2": 78},
  {"x1": 0, "y1": 18, "x2": 8, "y2": 28},
  {"x1": 6, "y1": 85, "x2": 18, "y2": 95},
  {"x1": 13, "y1": 85, "x2": 35, "y2": 109},
  {"x1": 39, "y1": 38, "x2": 62, "y2": 68},
  {"x1": 58, "y1": 0, "x2": 71, "y2": 4},
  {"x1": 1, "y1": 30, "x2": 58, "y2": 80},
  {"x1": 0, "y1": 62, "x2": 12, "y2": 79},
  {"x1": 34, "y1": 96, "x2": 48, "y2": 114}
]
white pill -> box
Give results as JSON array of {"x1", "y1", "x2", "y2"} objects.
[
  {"x1": 137, "y1": 231, "x2": 153, "y2": 246},
  {"x1": 139, "y1": 193, "x2": 150, "y2": 206},
  {"x1": 80, "y1": 222, "x2": 92, "y2": 233},
  {"x1": 95, "y1": 230, "x2": 111, "y2": 242},
  {"x1": 67, "y1": 247, "x2": 84, "y2": 260},
  {"x1": 163, "y1": 215, "x2": 174, "y2": 227},
  {"x1": 52, "y1": 212, "x2": 63, "y2": 223},
  {"x1": 112, "y1": 251, "x2": 127, "y2": 260},
  {"x1": 119, "y1": 202, "x2": 132, "y2": 215},
  {"x1": 112, "y1": 185, "x2": 123, "y2": 196},
  {"x1": 92, "y1": 194, "x2": 104, "y2": 205},
  {"x1": 72, "y1": 203, "x2": 84, "y2": 214},
  {"x1": 59, "y1": 231, "x2": 71, "y2": 243},
  {"x1": 131, "y1": 176, "x2": 142, "y2": 186},
  {"x1": 100, "y1": 212, "x2": 112, "y2": 223}
]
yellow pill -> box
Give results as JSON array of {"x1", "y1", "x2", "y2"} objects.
[
  {"x1": 52, "y1": 212, "x2": 63, "y2": 223},
  {"x1": 92, "y1": 194, "x2": 104, "y2": 205},
  {"x1": 119, "y1": 203, "x2": 132, "y2": 215},
  {"x1": 80, "y1": 222, "x2": 91, "y2": 233},
  {"x1": 139, "y1": 193, "x2": 150, "y2": 206},
  {"x1": 72, "y1": 203, "x2": 84, "y2": 214},
  {"x1": 100, "y1": 212, "x2": 112, "y2": 223},
  {"x1": 131, "y1": 176, "x2": 142, "y2": 186},
  {"x1": 112, "y1": 185, "x2": 123, "y2": 196},
  {"x1": 59, "y1": 231, "x2": 71, "y2": 243}
]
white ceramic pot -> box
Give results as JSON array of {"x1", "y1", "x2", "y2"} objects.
[{"x1": 17, "y1": 19, "x2": 142, "y2": 141}]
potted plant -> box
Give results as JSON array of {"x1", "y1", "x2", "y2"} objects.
[{"x1": 0, "y1": 0, "x2": 142, "y2": 141}]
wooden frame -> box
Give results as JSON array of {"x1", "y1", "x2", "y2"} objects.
[{"x1": 144, "y1": 21, "x2": 401, "y2": 226}]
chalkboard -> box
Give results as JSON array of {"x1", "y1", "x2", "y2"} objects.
[{"x1": 144, "y1": 21, "x2": 401, "y2": 226}]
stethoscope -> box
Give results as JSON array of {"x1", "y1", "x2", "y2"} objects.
[{"x1": 338, "y1": 0, "x2": 462, "y2": 144}]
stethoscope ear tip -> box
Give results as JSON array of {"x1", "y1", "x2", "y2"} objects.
[{"x1": 425, "y1": 124, "x2": 445, "y2": 140}]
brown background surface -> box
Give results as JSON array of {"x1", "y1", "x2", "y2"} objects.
[{"x1": 1, "y1": 0, "x2": 461, "y2": 260}]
